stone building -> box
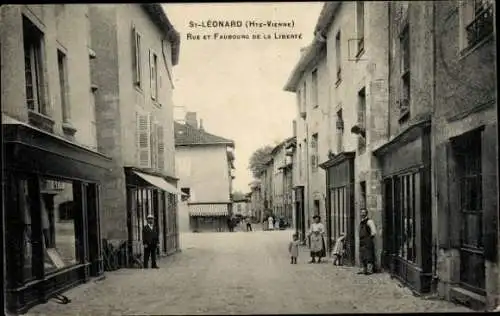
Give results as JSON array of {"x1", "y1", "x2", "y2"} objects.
[
  {"x1": 248, "y1": 180, "x2": 262, "y2": 221},
  {"x1": 1, "y1": 4, "x2": 111, "y2": 313},
  {"x1": 432, "y1": 0, "x2": 497, "y2": 309},
  {"x1": 88, "y1": 4, "x2": 181, "y2": 259},
  {"x1": 284, "y1": 1, "x2": 389, "y2": 263},
  {"x1": 174, "y1": 112, "x2": 236, "y2": 232}
]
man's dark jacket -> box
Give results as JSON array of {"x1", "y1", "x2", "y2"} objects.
[{"x1": 143, "y1": 225, "x2": 159, "y2": 246}]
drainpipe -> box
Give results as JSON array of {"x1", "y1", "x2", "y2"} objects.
[
  {"x1": 306, "y1": 123, "x2": 310, "y2": 233},
  {"x1": 431, "y1": 1, "x2": 439, "y2": 292}
]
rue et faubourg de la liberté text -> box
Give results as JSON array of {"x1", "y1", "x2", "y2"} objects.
[{"x1": 186, "y1": 19, "x2": 303, "y2": 41}]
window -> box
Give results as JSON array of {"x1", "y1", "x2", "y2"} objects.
[
  {"x1": 150, "y1": 51, "x2": 158, "y2": 101},
  {"x1": 335, "y1": 31, "x2": 341, "y2": 83},
  {"x1": 312, "y1": 69, "x2": 318, "y2": 108},
  {"x1": 460, "y1": 0, "x2": 494, "y2": 49},
  {"x1": 298, "y1": 143, "x2": 303, "y2": 180},
  {"x1": 23, "y1": 16, "x2": 46, "y2": 114},
  {"x1": 181, "y1": 188, "x2": 191, "y2": 202},
  {"x1": 132, "y1": 26, "x2": 142, "y2": 88},
  {"x1": 356, "y1": 1, "x2": 365, "y2": 55},
  {"x1": 40, "y1": 179, "x2": 78, "y2": 273},
  {"x1": 357, "y1": 88, "x2": 366, "y2": 153},
  {"x1": 311, "y1": 133, "x2": 319, "y2": 171},
  {"x1": 57, "y1": 50, "x2": 69, "y2": 122},
  {"x1": 136, "y1": 112, "x2": 152, "y2": 168},
  {"x1": 391, "y1": 172, "x2": 418, "y2": 264},
  {"x1": 400, "y1": 25, "x2": 410, "y2": 123},
  {"x1": 302, "y1": 82, "x2": 307, "y2": 113},
  {"x1": 336, "y1": 109, "x2": 344, "y2": 153},
  {"x1": 360, "y1": 181, "x2": 367, "y2": 209}
]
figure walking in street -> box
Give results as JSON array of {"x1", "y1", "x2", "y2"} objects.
[
  {"x1": 274, "y1": 216, "x2": 280, "y2": 230},
  {"x1": 358, "y1": 208, "x2": 377, "y2": 275},
  {"x1": 332, "y1": 233, "x2": 345, "y2": 266},
  {"x1": 268, "y1": 215, "x2": 274, "y2": 231},
  {"x1": 288, "y1": 233, "x2": 300, "y2": 264},
  {"x1": 143, "y1": 214, "x2": 159, "y2": 269},
  {"x1": 307, "y1": 215, "x2": 326, "y2": 263},
  {"x1": 246, "y1": 217, "x2": 253, "y2": 231}
]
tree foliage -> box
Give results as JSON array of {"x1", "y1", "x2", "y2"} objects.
[
  {"x1": 248, "y1": 145, "x2": 274, "y2": 179},
  {"x1": 231, "y1": 191, "x2": 246, "y2": 201}
]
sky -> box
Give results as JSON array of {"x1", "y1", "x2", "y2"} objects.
[{"x1": 163, "y1": 2, "x2": 323, "y2": 193}]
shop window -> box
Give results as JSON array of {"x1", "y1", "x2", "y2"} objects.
[
  {"x1": 23, "y1": 16, "x2": 46, "y2": 114},
  {"x1": 17, "y1": 179, "x2": 35, "y2": 282},
  {"x1": 41, "y1": 179, "x2": 78, "y2": 273},
  {"x1": 393, "y1": 172, "x2": 418, "y2": 263}
]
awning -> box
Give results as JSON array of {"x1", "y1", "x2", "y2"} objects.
[
  {"x1": 189, "y1": 204, "x2": 229, "y2": 217},
  {"x1": 133, "y1": 171, "x2": 182, "y2": 195}
]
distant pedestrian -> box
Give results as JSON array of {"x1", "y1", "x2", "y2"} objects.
[
  {"x1": 288, "y1": 233, "x2": 300, "y2": 264},
  {"x1": 358, "y1": 209, "x2": 377, "y2": 275},
  {"x1": 246, "y1": 218, "x2": 252, "y2": 231},
  {"x1": 143, "y1": 214, "x2": 159, "y2": 269},
  {"x1": 332, "y1": 233, "x2": 346, "y2": 266},
  {"x1": 227, "y1": 217, "x2": 234, "y2": 232},
  {"x1": 268, "y1": 216, "x2": 274, "y2": 231},
  {"x1": 274, "y1": 216, "x2": 280, "y2": 230},
  {"x1": 307, "y1": 215, "x2": 326, "y2": 264}
]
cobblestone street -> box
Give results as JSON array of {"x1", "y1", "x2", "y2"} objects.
[{"x1": 26, "y1": 230, "x2": 472, "y2": 315}]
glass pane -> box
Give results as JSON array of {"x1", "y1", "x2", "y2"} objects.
[
  {"x1": 18, "y1": 179, "x2": 35, "y2": 281},
  {"x1": 462, "y1": 213, "x2": 483, "y2": 249},
  {"x1": 460, "y1": 250, "x2": 485, "y2": 291},
  {"x1": 42, "y1": 179, "x2": 77, "y2": 273}
]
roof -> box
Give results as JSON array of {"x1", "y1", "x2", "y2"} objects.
[
  {"x1": 141, "y1": 4, "x2": 180, "y2": 66},
  {"x1": 174, "y1": 122, "x2": 235, "y2": 147},
  {"x1": 283, "y1": 2, "x2": 341, "y2": 92}
]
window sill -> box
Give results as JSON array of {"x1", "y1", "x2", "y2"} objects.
[
  {"x1": 28, "y1": 110, "x2": 55, "y2": 133},
  {"x1": 458, "y1": 34, "x2": 494, "y2": 61}
]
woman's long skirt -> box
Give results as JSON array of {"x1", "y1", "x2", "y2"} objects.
[{"x1": 310, "y1": 234, "x2": 325, "y2": 257}]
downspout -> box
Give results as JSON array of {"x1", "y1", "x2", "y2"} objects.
[
  {"x1": 306, "y1": 123, "x2": 310, "y2": 233},
  {"x1": 431, "y1": 1, "x2": 439, "y2": 292}
]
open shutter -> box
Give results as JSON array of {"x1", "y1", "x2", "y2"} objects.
[
  {"x1": 157, "y1": 124, "x2": 165, "y2": 171},
  {"x1": 137, "y1": 112, "x2": 151, "y2": 168},
  {"x1": 150, "y1": 119, "x2": 158, "y2": 169}
]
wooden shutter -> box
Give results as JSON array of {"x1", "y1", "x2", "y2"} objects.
[
  {"x1": 150, "y1": 118, "x2": 158, "y2": 169},
  {"x1": 137, "y1": 112, "x2": 151, "y2": 168},
  {"x1": 157, "y1": 124, "x2": 165, "y2": 171}
]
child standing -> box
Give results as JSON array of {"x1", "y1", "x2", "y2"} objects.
[
  {"x1": 288, "y1": 233, "x2": 300, "y2": 264},
  {"x1": 332, "y1": 233, "x2": 346, "y2": 266}
]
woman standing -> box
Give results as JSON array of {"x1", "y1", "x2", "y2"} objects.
[
  {"x1": 307, "y1": 215, "x2": 326, "y2": 263},
  {"x1": 268, "y1": 215, "x2": 274, "y2": 231}
]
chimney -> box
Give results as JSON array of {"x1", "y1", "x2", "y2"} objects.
[
  {"x1": 185, "y1": 112, "x2": 198, "y2": 128},
  {"x1": 199, "y1": 119, "x2": 204, "y2": 131}
]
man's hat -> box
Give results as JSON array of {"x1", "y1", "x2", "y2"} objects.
[{"x1": 147, "y1": 214, "x2": 154, "y2": 219}]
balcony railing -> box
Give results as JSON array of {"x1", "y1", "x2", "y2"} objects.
[{"x1": 466, "y1": 4, "x2": 494, "y2": 47}]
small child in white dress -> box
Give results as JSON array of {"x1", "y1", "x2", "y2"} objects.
[
  {"x1": 332, "y1": 233, "x2": 346, "y2": 266},
  {"x1": 288, "y1": 233, "x2": 300, "y2": 264}
]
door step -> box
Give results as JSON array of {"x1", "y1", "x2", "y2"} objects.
[{"x1": 449, "y1": 286, "x2": 486, "y2": 311}]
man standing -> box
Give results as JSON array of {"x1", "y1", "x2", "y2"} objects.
[
  {"x1": 246, "y1": 217, "x2": 252, "y2": 232},
  {"x1": 358, "y1": 209, "x2": 377, "y2": 275},
  {"x1": 143, "y1": 214, "x2": 159, "y2": 269}
]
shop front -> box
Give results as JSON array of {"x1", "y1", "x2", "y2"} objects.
[
  {"x1": 125, "y1": 168, "x2": 180, "y2": 263},
  {"x1": 320, "y1": 152, "x2": 355, "y2": 264},
  {"x1": 3, "y1": 123, "x2": 111, "y2": 314},
  {"x1": 188, "y1": 202, "x2": 231, "y2": 232},
  {"x1": 373, "y1": 119, "x2": 432, "y2": 294}
]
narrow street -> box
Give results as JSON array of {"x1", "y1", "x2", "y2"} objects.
[{"x1": 26, "y1": 229, "x2": 471, "y2": 315}]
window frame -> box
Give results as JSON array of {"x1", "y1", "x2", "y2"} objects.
[
  {"x1": 335, "y1": 31, "x2": 342, "y2": 84},
  {"x1": 459, "y1": 0, "x2": 494, "y2": 52},
  {"x1": 57, "y1": 49, "x2": 70, "y2": 123},
  {"x1": 23, "y1": 16, "x2": 47, "y2": 115},
  {"x1": 132, "y1": 25, "x2": 142, "y2": 89},
  {"x1": 356, "y1": 1, "x2": 365, "y2": 56},
  {"x1": 150, "y1": 50, "x2": 158, "y2": 101}
]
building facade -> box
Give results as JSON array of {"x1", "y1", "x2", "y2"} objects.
[
  {"x1": 248, "y1": 180, "x2": 262, "y2": 221},
  {"x1": 432, "y1": 0, "x2": 497, "y2": 309},
  {"x1": 1, "y1": 4, "x2": 111, "y2": 313},
  {"x1": 174, "y1": 112, "x2": 236, "y2": 232},
  {"x1": 88, "y1": 4, "x2": 181, "y2": 261}
]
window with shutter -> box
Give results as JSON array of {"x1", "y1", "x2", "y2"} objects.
[
  {"x1": 150, "y1": 119, "x2": 158, "y2": 169},
  {"x1": 137, "y1": 112, "x2": 151, "y2": 168},
  {"x1": 157, "y1": 124, "x2": 165, "y2": 171},
  {"x1": 132, "y1": 26, "x2": 141, "y2": 88},
  {"x1": 150, "y1": 50, "x2": 158, "y2": 101}
]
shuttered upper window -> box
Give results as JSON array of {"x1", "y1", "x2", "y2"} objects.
[
  {"x1": 136, "y1": 112, "x2": 151, "y2": 168},
  {"x1": 150, "y1": 50, "x2": 158, "y2": 101}
]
